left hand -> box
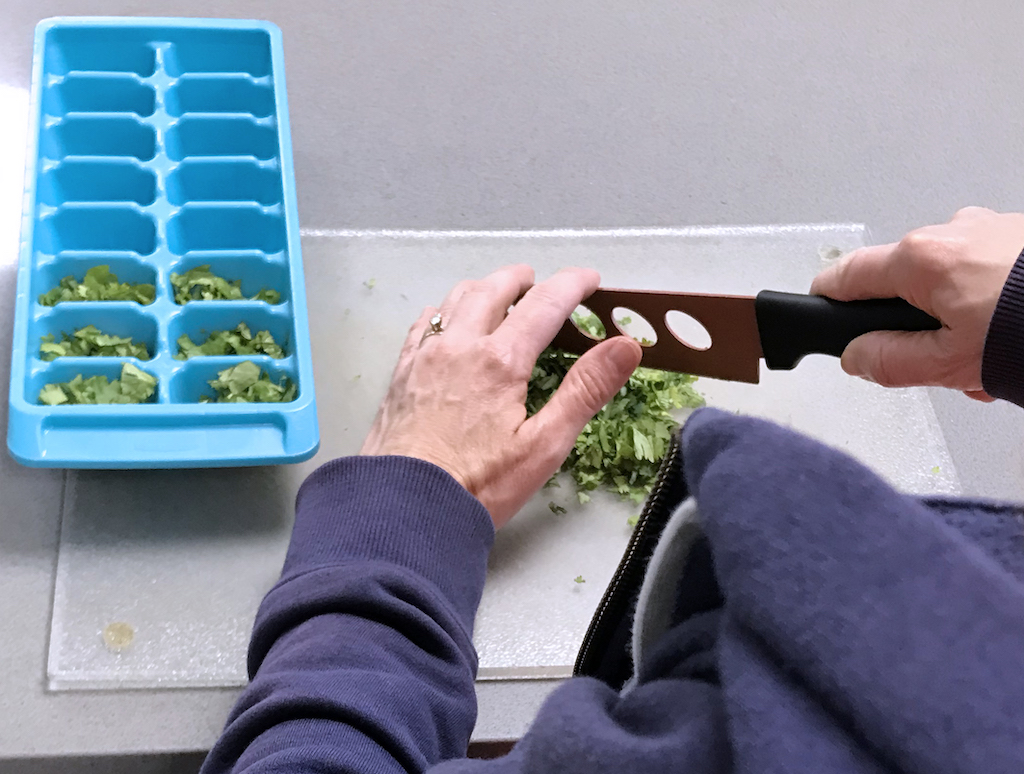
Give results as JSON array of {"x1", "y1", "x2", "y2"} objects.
[{"x1": 360, "y1": 264, "x2": 642, "y2": 529}]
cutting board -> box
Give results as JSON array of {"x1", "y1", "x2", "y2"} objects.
[{"x1": 47, "y1": 225, "x2": 959, "y2": 688}]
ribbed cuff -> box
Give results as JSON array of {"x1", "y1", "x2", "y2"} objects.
[
  {"x1": 283, "y1": 456, "x2": 495, "y2": 624},
  {"x1": 982, "y1": 247, "x2": 1024, "y2": 407}
]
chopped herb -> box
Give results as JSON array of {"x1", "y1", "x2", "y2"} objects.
[
  {"x1": 200, "y1": 360, "x2": 297, "y2": 403},
  {"x1": 627, "y1": 515, "x2": 640, "y2": 528},
  {"x1": 576, "y1": 491, "x2": 590, "y2": 504},
  {"x1": 40, "y1": 325, "x2": 149, "y2": 360},
  {"x1": 39, "y1": 265, "x2": 155, "y2": 306},
  {"x1": 930, "y1": 465, "x2": 941, "y2": 474},
  {"x1": 548, "y1": 502, "x2": 568, "y2": 514},
  {"x1": 170, "y1": 265, "x2": 280, "y2": 305},
  {"x1": 528, "y1": 311, "x2": 704, "y2": 510},
  {"x1": 574, "y1": 575, "x2": 585, "y2": 584},
  {"x1": 364, "y1": 278, "x2": 377, "y2": 290},
  {"x1": 616, "y1": 316, "x2": 633, "y2": 326},
  {"x1": 175, "y1": 324, "x2": 285, "y2": 360},
  {"x1": 38, "y1": 363, "x2": 157, "y2": 405}
]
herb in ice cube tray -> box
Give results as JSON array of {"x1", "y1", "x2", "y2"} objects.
[
  {"x1": 39, "y1": 265, "x2": 155, "y2": 306},
  {"x1": 201, "y1": 360, "x2": 296, "y2": 403},
  {"x1": 526, "y1": 311, "x2": 704, "y2": 508},
  {"x1": 176, "y1": 323, "x2": 285, "y2": 360},
  {"x1": 38, "y1": 363, "x2": 157, "y2": 405},
  {"x1": 40, "y1": 325, "x2": 150, "y2": 361},
  {"x1": 171, "y1": 265, "x2": 281, "y2": 305}
]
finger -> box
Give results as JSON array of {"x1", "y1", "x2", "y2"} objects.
[
  {"x1": 401, "y1": 305, "x2": 439, "y2": 363},
  {"x1": 809, "y1": 243, "x2": 900, "y2": 301},
  {"x1": 448, "y1": 264, "x2": 535, "y2": 336},
  {"x1": 495, "y1": 267, "x2": 601, "y2": 362},
  {"x1": 839, "y1": 329, "x2": 952, "y2": 388},
  {"x1": 964, "y1": 389, "x2": 997, "y2": 403},
  {"x1": 524, "y1": 336, "x2": 643, "y2": 463}
]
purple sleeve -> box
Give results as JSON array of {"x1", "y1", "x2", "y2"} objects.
[
  {"x1": 199, "y1": 456, "x2": 495, "y2": 774},
  {"x1": 982, "y1": 247, "x2": 1024, "y2": 405}
]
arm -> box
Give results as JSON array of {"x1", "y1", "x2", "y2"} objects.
[
  {"x1": 809, "y1": 207, "x2": 1024, "y2": 404},
  {"x1": 201, "y1": 457, "x2": 493, "y2": 773},
  {"x1": 202, "y1": 265, "x2": 642, "y2": 773}
]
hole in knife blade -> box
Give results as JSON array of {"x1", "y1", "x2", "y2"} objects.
[
  {"x1": 612, "y1": 307, "x2": 657, "y2": 347},
  {"x1": 665, "y1": 310, "x2": 712, "y2": 351},
  {"x1": 570, "y1": 305, "x2": 606, "y2": 340}
]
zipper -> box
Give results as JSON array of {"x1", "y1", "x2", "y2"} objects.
[{"x1": 573, "y1": 428, "x2": 690, "y2": 683}]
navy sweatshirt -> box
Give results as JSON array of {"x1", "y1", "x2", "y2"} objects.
[{"x1": 201, "y1": 265, "x2": 1024, "y2": 773}]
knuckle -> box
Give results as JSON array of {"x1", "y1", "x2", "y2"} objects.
[
  {"x1": 953, "y1": 205, "x2": 992, "y2": 220},
  {"x1": 900, "y1": 231, "x2": 959, "y2": 279},
  {"x1": 481, "y1": 341, "x2": 518, "y2": 374},
  {"x1": 899, "y1": 228, "x2": 935, "y2": 256}
]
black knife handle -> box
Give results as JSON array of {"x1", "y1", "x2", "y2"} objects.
[{"x1": 754, "y1": 290, "x2": 941, "y2": 371}]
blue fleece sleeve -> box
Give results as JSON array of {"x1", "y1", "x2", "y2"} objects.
[{"x1": 200, "y1": 456, "x2": 495, "y2": 774}]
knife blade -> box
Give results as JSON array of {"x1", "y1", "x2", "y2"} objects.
[{"x1": 549, "y1": 288, "x2": 941, "y2": 384}]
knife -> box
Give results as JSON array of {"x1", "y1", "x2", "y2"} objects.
[{"x1": 550, "y1": 289, "x2": 941, "y2": 384}]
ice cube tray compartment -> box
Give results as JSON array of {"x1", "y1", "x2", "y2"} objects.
[
  {"x1": 166, "y1": 76, "x2": 275, "y2": 118},
  {"x1": 165, "y1": 117, "x2": 279, "y2": 160},
  {"x1": 167, "y1": 304, "x2": 293, "y2": 356},
  {"x1": 169, "y1": 255, "x2": 292, "y2": 303},
  {"x1": 42, "y1": 116, "x2": 158, "y2": 160},
  {"x1": 26, "y1": 358, "x2": 161, "y2": 405},
  {"x1": 36, "y1": 207, "x2": 158, "y2": 255},
  {"x1": 167, "y1": 206, "x2": 286, "y2": 254},
  {"x1": 39, "y1": 160, "x2": 158, "y2": 206},
  {"x1": 166, "y1": 160, "x2": 282, "y2": 205},
  {"x1": 43, "y1": 74, "x2": 157, "y2": 117},
  {"x1": 9, "y1": 17, "x2": 319, "y2": 468},
  {"x1": 169, "y1": 356, "x2": 298, "y2": 404},
  {"x1": 30, "y1": 304, "x2": 159, "y2": 363}
]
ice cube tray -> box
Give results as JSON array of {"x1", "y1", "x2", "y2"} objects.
[{"x1": 7, "y1": 18, "x2": 319, "y2": 468}]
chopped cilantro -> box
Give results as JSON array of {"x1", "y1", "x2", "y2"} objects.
[
  {"x1": 364, "y1": 278, "x2": 377, "y2": 290},
  {"x1": 170, "y1": 265, "x2": 281, "y2": 305},
  {"x1": 930, "y1": 465, "x2": 941, "y2": 475},
  {"x1": 175, "y1": 324, "x2": 285, "y2": 360},
  {"x1": 38, "y1": 363, "x2": 157, "y2": 405},
  {"x1": 573, "y1": 575, "x2": 585, "y2": 584},
  {"x1": 528, "y1": 311, "x2": 704, "y2": 509},
  {"x1": 548, "y1": 502, "x2": 568, "y2": 514},
  {"x1": 40, "y1": 325, "x2": 149, "y2": 360},
  {"x1": 39, "y1": 265, "x2": 155, "y2": 306},
  {"x1": 200, "y1": 360, "x2": 297, "y2": 403}
]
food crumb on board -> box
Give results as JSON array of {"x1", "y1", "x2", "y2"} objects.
[
  {"x1": 102, "y1": 621, "x2": 135, "y2": 651},
  {"x1": 364, "y1": 278, "x2": 377, "y2": 290},
  {"x1": 573, "y1": 575, "x2": 585, "y2": 584},
  {"x1": 931, "y1": 465, "x2": 941, "y2": 474},
  {"x1": 818, "y1": 245, "x2": 845, "y2": 263}
]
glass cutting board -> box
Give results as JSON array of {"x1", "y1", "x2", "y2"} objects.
[{"x1": 48, "y1": 224, "x2": 959, "y2": 688}]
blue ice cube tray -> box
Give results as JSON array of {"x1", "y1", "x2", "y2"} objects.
[{"x1": 7, "y1": 18, "x2": 319, "y2": 468}]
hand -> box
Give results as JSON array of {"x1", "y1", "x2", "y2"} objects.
[
  {"x1": 360, "y1": 265, "x2": 643, "y2": 529},
  {"x1": 809, "y1": 207, "x2": 1024, "y2": 400}
]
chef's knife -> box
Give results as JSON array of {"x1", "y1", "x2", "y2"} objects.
[{"x1": 550, "y1": 288, "x2": 941, "y2": 384}]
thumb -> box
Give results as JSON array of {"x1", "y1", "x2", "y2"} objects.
[
  {"x1": 527, "y1": 336, "x2": 642, "y2": 456},
  {"x1": 840, "y1": 330, "x2": 947, "y2": 387}
]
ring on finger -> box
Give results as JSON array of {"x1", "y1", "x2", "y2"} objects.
[{"x1": 420, "y1": 313, "x2": 444, "y2": 343}]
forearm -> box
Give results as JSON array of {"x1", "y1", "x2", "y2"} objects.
[{"x1": 201, "y1": 457, "x2": 494, "y2": 774}]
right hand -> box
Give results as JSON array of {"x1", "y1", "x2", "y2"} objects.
[{"x1": 809, "y1": 207, "x2": 1024, "y2": 400}]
